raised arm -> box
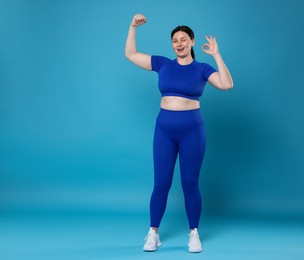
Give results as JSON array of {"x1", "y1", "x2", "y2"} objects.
[
  {"x1": 202, "y1": 36, "x2": 233, "y2": 90},
  {"x1": 125, "y1": 14, "x2": 152, "y2": 70}
]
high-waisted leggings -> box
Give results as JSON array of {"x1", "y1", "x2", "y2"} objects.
[{"x1": 150, "y1": 108, "x2": 206, "y2": 229}]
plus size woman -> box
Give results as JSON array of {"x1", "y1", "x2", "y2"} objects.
[{"x1": 125, "y1": 14, "x2": 233, "y2": 253}]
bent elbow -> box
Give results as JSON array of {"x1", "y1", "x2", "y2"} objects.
[
  {"x1": 125, "y1": 51, "x2": 131, "y2": 59},
  {"x1": 124, "y1": 47, "x2": 132, "y2": 59},
  {"x1": 125, "y1": 51, "x2": 135, "y2": 62},
  {"x1": 227, "y1": 83, "x2": 234, "y2": 90},
  {"x1": 222, "y1": 82, "x2": 234, "y2": 90}
]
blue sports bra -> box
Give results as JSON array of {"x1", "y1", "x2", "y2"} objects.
[{"x1": 151, "y1": 55, "x2": 216, "y2": 101}]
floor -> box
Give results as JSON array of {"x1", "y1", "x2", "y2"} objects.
[{"x1": 0, "y1": 210, "x2": 303, "y2": 260}]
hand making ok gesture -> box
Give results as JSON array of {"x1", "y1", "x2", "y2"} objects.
[{"x1": 202, "y1": 35, "x2": 219, "y2": 57}]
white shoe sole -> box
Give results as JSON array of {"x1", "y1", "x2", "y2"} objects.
[
  {"x1": 143, "y1": 242, "x2": 161, "y2": 252},
  {"x1": 188, "y1": 247, "x2": 203, "y2": 253}
]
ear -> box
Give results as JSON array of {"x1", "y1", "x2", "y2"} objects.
[{"x1": 192, "y1": 38, "x2": 195, "y2": 46}]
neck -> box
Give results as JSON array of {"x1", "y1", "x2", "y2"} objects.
[{"x1": 177, "y1": 55, "x2": 193, "y2": 65}]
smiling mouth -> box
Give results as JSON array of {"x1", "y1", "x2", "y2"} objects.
[{"x1": 177, "y1": 47, "x2": 185, "y2": 52}]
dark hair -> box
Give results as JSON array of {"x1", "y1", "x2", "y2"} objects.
[{"x1": 171, "y1": 25, "x2": 195, "y2": 59}]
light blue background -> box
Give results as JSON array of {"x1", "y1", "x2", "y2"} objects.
[{"x1": 0, "y1": 0, "x2": 304, "y2": 219}]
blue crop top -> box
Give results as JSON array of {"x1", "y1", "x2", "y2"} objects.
[{"x1": 151, "y1": 55, "x2": 217, "y2": 100}]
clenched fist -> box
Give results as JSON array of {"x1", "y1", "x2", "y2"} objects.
[{"x1": 131, "y1": 14, "x2": 147, "y2": 27}]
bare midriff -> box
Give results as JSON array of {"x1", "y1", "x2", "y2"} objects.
[{"x1": 160, "y1": 96, "x2": 200, "y2": 111}]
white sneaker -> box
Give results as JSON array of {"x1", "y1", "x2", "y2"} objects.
[
  {"x1": 143, "y1": 228, "x2": 161, "y2": 252},
  {"x1": 188, "y1": 228, "x2": 203, "y2": 253}
]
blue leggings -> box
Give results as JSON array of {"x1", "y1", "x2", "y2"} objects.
[{"x1": 150, "y1": 108, "x2": 206, "y2": 229}]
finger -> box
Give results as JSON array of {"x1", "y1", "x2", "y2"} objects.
[
  {"x1": 210, "y1": 35, "x2": 216, "y2": 44},
  {"x1": 202, "y1": 44, "x2": 210, "y2": 51},
  {"x1": 134, "y1": 15, "x2": 140, "y2": 22},
  {"x1": 207, "y1": 36, "x2": 213, "y2": 45},
  {"x1": 135, "y1": 14, "x2": 146, "y2": 24},
  {"x1": 201, "y1": 46, "x2": 210, "y2": 54},
  {"x1": 136, "y1": 18, "x2": 146, "y2": 25},
  {"x1": 138, "y1": 14, "x2": 146, "y2": 21},
  {"x1": 135, "y1": 15, "x2": 143, "y2": 21},
  {"x1": 136, "y1": 13, "x2": 145, "y2": 18},
  {"x1": 205, "y1": 35, "x2": 211, "y2": 43}
]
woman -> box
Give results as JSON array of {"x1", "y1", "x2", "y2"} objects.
[{"x1": 125, "y1": 14, "x2": 233, "y2": 253}]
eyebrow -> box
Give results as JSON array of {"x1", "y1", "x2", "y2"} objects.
[{"x1": 172, "y1": 36, "x2": 188, "y2": 41}]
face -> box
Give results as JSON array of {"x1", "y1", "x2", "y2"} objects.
[{"x1": 172, "y1": 31, "x2": 194, "y2": 58}]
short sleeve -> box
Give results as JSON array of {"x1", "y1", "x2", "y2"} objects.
[
  {"x1": 201, "y1": 63, "x2": 217, "y2": 81},
  {"x1": 151, "y1": 55, "x2": 170, "y2": 72}
]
